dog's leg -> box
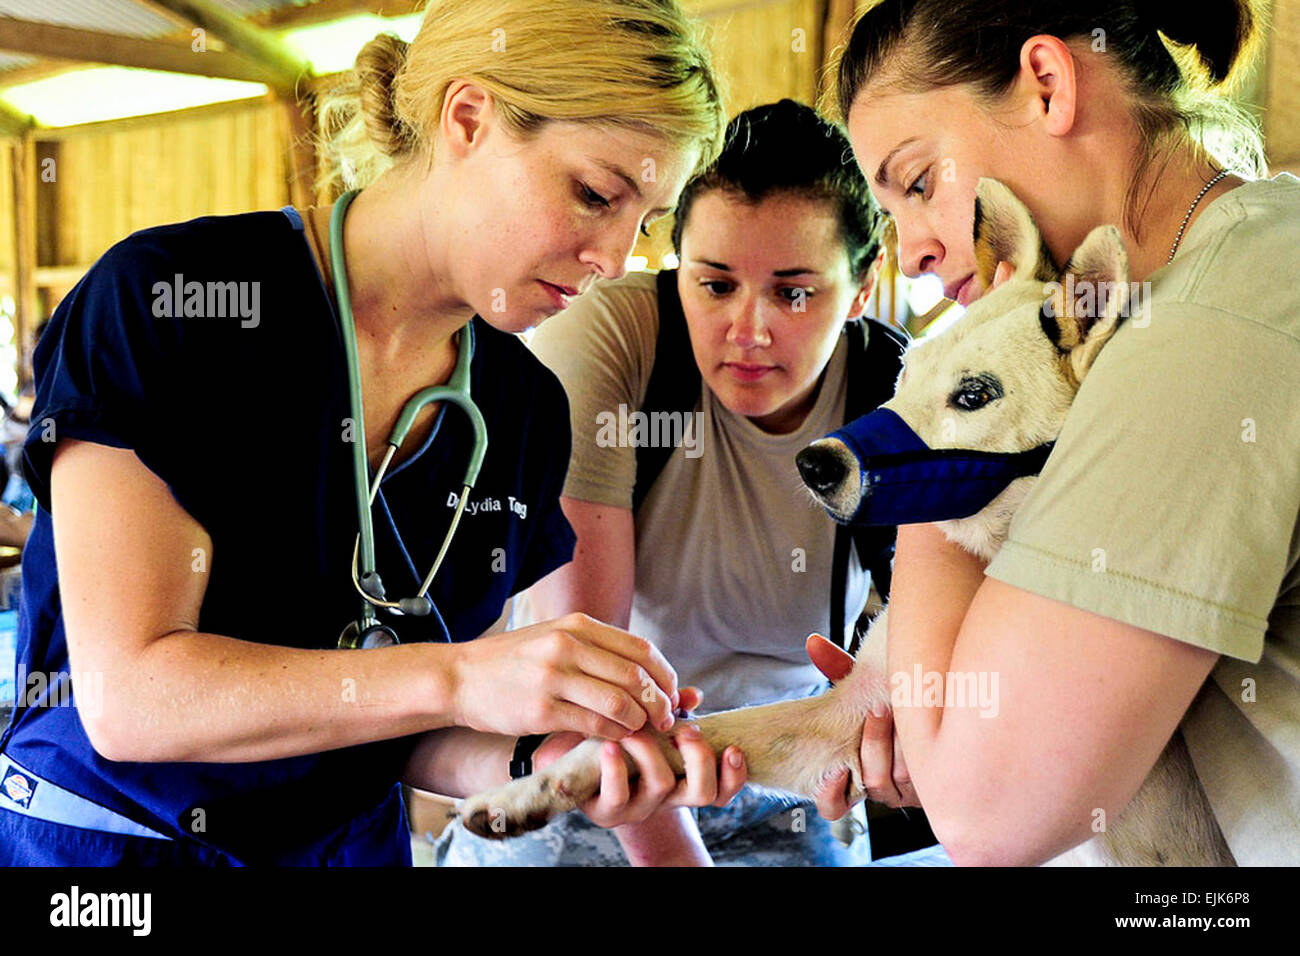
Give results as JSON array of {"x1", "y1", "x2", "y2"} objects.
[
  {"x1": 1045, "y1": 730, "x2": 1235, "y2": 866},
  {"x1": 458, "y1": 615, "x2": 892, "y2": 839},
  {"x1": 1099, "y1": 730, "x2": 1236, "y2": 866},
  {"x1": 457, "y1": 686, "x2": 875, "y2": 839}
]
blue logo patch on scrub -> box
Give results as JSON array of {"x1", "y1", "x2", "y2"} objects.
[{"x1": 2, "y1": 766, "x2": 36, "y2": 808}]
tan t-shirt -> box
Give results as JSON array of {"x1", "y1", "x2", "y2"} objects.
[
  {"x1": 521, "y1": 270, "x2": 872, "y2": 713},
  {"x1": 985, "y1": 173, "x2": 1300, "y2": 865}
]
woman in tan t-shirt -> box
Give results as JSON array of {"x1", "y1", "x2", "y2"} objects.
[
  {"x1": 827, "y1": 0, "x2": 1298, "y2": 866},
  {"x1": 439, "y1": 100, "x2": 937, "y2": 867}
]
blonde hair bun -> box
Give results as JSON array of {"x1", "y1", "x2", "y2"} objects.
[
  {"x1": 355, "y1": 34, "x2": 414, "y2": 158},
  {"x1": 315, "y1": 0, "x2": 725, "y2": 199}
]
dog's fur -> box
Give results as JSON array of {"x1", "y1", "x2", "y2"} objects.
[{"x1": 457, "y1": 179, "x2": 1234, "y2": 866}]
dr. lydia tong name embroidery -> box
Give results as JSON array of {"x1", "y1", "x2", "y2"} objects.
[{"x1": 445, "y1": 492, "x2": 528, "y2": 519}]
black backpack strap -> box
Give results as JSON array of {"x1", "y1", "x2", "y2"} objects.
[
  {"x1": 632, "y1": 269, "x2": 702, "y2": 513},
  {"x1": 830, "y1": 318, "x2": 909, "y2": 651}
]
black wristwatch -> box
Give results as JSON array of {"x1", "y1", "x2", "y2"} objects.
[{"x1": 509, "y1": 734, "x2": 548, "y2": 779}]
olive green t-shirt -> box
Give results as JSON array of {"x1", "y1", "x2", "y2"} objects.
[
  {"x1": 985, "y1": 173, "x2": 1300, "y2": 865},
  {"x1": 520, "y1": 270, "x2": 872, "y2": 713}
]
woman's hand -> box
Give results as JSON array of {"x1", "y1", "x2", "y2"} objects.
[
  {"x1": 449, "y1": 612, "x2": 679, "y2": 739},
  {"x1": 532, "y1": 686, "x2": 749, "y2": 830},
  {"x1": 805, "y1": 634, "x2": 920, "y2": 820}
]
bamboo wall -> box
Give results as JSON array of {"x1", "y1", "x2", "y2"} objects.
[
  {"x1": 695, "y1": 0, "x2": 827, "y2": 111},
  {"x1": 42, "y1": 97, "x2": 291, "y2": 272},
  {"x1": 634, "y1": 0, "x2": 850, "y2": 264},
  {"x1": 1267, "y1": 0, "x2": 1300, "y2": 169}
]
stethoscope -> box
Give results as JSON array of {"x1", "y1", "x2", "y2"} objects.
[{"x1": 329, "y1": 189, "x2": 489, "y2": 649}]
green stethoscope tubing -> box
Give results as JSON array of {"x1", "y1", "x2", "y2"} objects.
[{"x1": 330, "y1": 189, "x2": 489, "y2": 643}]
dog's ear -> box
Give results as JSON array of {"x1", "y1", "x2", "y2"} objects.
[
  {"x1": 1043, "y1": 224, "x2": 1130, "y2": 382},
  {"x1": 972, "y1": 178, "x2": 1056, "y2": 288}
]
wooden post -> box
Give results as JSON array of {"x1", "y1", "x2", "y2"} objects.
[
  {"x1": 280, "y1": 94, "x2": 318, "y2": 209},
  {"x1": 811, "y1": 0, "x2": 830, "y2": 108},
  {"x1": 1264, "y1": 0, "x2": 1300, "y2": 172},
  {"x1": 818, "y1": 0, "x2": 857, "y2": 114},
  {"x1": 34, "y1": 142, "x2": 60, "y2": 274},
  {"x1": 11, "y1": 133, "x2": 37, "y2": 391},
  {"x1": 0, "y1": 101, "x2": 34, "y2": 139}
]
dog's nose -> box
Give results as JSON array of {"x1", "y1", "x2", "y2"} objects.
[{"x1": 796, "y1": 448, "x2": 847, "y2": 495}]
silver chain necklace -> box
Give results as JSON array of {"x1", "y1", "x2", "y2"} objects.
[{"x1": 1167, "y1": 169, "x2": 1229, "y2": 264}]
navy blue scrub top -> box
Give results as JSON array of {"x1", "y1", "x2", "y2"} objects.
[{"x1": 0, "y1": 208, "x2": 577, "y2": 864}]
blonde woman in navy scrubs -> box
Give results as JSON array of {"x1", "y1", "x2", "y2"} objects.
[{"x1": 0, "y1": 0, "x2": 747, "y2": 866}]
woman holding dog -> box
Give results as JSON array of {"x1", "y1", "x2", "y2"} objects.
[
  {"x1": 823, "y1": 0, "x2": 1299, "y2": 863},
  {"x1": 0, "y1": 0, "x2": 750, "y2": 865},
  {"x1": 437, "y1": 100, "x2": 938, "y2": 866}
]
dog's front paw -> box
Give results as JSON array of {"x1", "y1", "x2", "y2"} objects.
[
  {"x1": 458, "y1": 779, "x2": 565, "y2": 839},
  {"x1": 457, "y1": 738, "x2": 606, "y2": 840}
]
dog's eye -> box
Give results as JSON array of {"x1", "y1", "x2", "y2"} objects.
[
  {"x1": 953, "y1": 388, "x2": 992, "y2": 410},
  {"x1": 949, "y1": 374, "x2": 1004, "y2": 411}
]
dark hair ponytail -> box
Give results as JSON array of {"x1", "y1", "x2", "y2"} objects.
[
  {"x1": 671, "y1": 99, "x2": 883, "y2": 281},
  {"x1": 1142, "y1": 0, "x2": 1259, "y2": 87},
  {"x1": 838, "y1": 0, "x2": 1262, "y2": 117}
]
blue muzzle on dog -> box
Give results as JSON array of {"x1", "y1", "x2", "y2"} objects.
[{"x1": 824, "y1": 408, "x2": 1055, "y2": 526}]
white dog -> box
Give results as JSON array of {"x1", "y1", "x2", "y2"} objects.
[{"x1": 458, "y1": 178, "x2": 1233, "y2": 866}]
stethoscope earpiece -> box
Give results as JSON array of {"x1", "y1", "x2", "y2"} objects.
[{"x1": 397, "y1": 596, "x2": 433, "y2": 617}]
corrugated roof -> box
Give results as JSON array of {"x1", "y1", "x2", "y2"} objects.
[
  {"x1": 0, "y1": 0, "x2": 178, "y2": 37},
  {"x1": 0, "y1": 0, "x2": 312, "y2": 35},
  {"x1": 0, "y1": 0, "x2": 320, "y2": 78}
]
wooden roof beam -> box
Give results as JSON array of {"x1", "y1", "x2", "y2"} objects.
[
  {"x1": 253, "y1": 0, "x2": 421, "y2": 30},
  {"x1": 0, "y1": 17, "x2": 285, "y2": 87},
  {"x1": 0, "y1": 58, "x2": 100, "y2": 90},
  {"x1": 122, "y1": 0, "x2": 198, "y2": 34},
  {"x1": 142, "y1": 0, "x2": 313, "y2": 96}
]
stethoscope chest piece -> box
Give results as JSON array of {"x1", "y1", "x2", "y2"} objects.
[{"x1": 338, "y1": 619, "x2": 400, "y2": 651}]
